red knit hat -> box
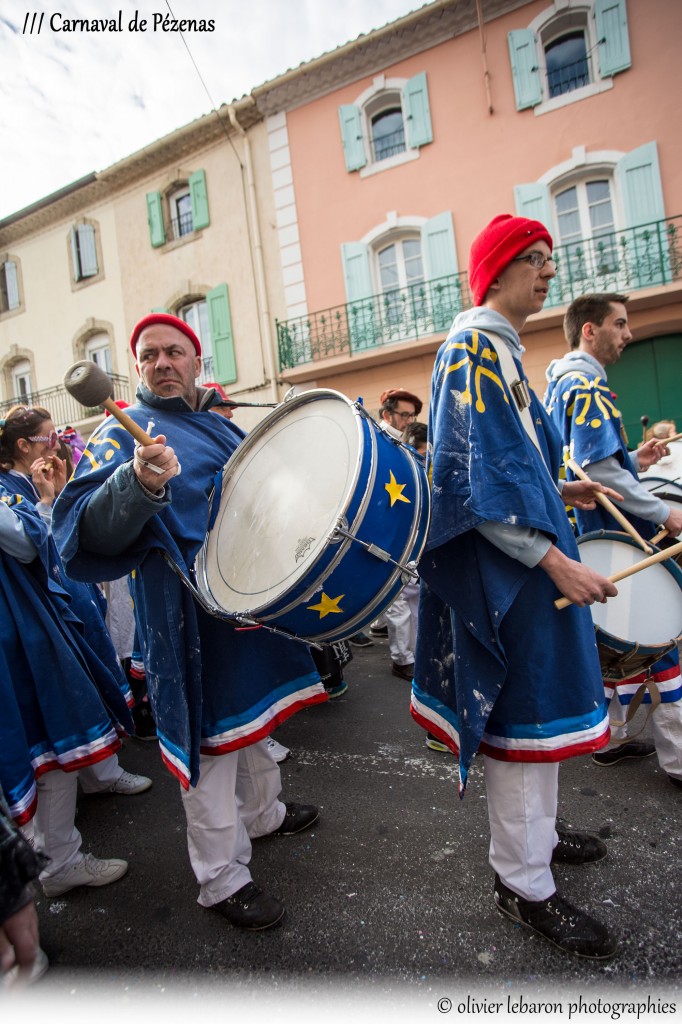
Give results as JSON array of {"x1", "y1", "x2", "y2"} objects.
[
  {"x1": 129, "y1": 313, "x2": 202, "y2": 357},
  {"x1": 468, "y1": 214, "x2": 553, "y2": 306}
]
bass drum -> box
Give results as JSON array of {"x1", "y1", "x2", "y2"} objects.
[
  {"x1": 195, "y1": 389, "x2": 430, "y2": 642},
  {"x1": 576, "y1": 530, "x2": 682, "y2": 680}
]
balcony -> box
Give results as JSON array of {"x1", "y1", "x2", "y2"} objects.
[
  {"x1": 277, "y1": 215, "x2": 682, "y2": 370},
  {"x1": 0, "y1": 373, "x2": 135, "y2": 429}
]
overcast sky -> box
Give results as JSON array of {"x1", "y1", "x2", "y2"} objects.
[{"x1": 0, "y1": 0, "x2": 424, "y2": 220}]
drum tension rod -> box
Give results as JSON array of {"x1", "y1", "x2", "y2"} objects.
[{"x1": 332, "y1": 525, "x2": 419, "y2": 580}]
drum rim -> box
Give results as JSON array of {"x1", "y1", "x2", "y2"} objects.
[
  {"x1": 577, "y1": 528, "x2": 682, "y2": 586},
  {"x1": 195, "y1": 389, "x2": 367, "y2": 613}
]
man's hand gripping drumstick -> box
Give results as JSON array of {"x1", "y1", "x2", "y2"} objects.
[{"x1": 63, "y1": 360, "x2": 181, "y2": 494}]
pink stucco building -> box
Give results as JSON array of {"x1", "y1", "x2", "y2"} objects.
[{"x1": 256, "y1": 0, "x2": 682, "y2": 439}]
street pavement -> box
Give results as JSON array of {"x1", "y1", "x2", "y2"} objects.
[{"x1": 25, "y1": 635, "x2": 682, "y2": 1021}]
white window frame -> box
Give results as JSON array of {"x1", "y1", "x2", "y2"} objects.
[
  {"x1": 177, "y1": 298, "x2": 212, "y2": 381},
  {"x1": 357, "y1": 77, "x2": 420, "y2": 179},
  {"x1": 530, "y1": 2, "x2": 614, "y2": 116},
  {"x1": 168, "y1": 185, "x2": 194, "y2": 240},
  {"x1": 11, "y1": 360, "x2": 32, "y2": 402},
  {"x1": 84, "y1": 333, "x2": 112, "y2": 374}
]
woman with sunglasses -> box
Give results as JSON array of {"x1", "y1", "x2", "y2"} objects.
[{"x1": 0, "y1": 406, "x2": 67, "y2": 512}]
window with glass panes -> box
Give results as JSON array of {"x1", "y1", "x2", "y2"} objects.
[
  {"x1": 377, "y1": 238, "x2": 425, "y2": 325},
  {"x1": 179, "y1": 299, "x2": 212, "y2": 380},
  {"x1": 555, "y1": 179, "x2": 616, "y2": 280}
]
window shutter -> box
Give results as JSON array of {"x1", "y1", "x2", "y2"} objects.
[
  {"x1": 422, "y1": 213, "x2": 460, "y2": 328},
  {"x1": 507, "y1": 29, "x2": 542, "y2": 110},
  {"x1": 70, "y1": 225, "x2": 81, "y2": 279},
  {"x1": 4, "y1": 260, "x2": 19, "y2": 310},
  {"x1": 338, "y1": 105, "x2": 367, "y2": 172},
  {"x1": 513, "y1": 183, "x2": 561, "y2": 303},
  {"x1": 146, "y1": 191, "x2": 166, "y2": 248},
  {"x1": 341, "y1": 242, "x2": 376, "y2": 350},
  {"x1": 207, "y1": 284, "x2": 237, "y2": 385},
  {"x1": 594, "y1": 0, "x2": 631, "y2": 77},
  {"x1": 616, "y1": 142, "x2": 669, "y2": 286},
  {"x1": 514, "y1": 182, "x2": 553, "y2": 227},
  {"x1": 189, "y1": 170, "x2": 210, "y2": 231},
  {"x1": 404, "y1": 72, "x2": 433, "y2": 149},
  {"x1": 77, "y1": 224, "x2": 98, "y2": 278}
]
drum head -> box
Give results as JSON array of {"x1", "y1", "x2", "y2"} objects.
[
  {"x1": 201, "y1": 393, "x2": 362, "y2": 615},
  {"x1": 577, "y1": 534, "x2": 682, "y2": 646},
  {"x1": 638, "y1": 476, "x2": 682, "y2": 497}
]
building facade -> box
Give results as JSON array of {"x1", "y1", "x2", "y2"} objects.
[{"x1": 256, "y1": 0, "x2": 682, "y2": 435}]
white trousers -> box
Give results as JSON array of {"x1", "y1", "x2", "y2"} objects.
[
  {"x1": 484, "y1": 756, "x2": 559, "y2": 902},
  {"x1": 32, "y1": 769, "x2": 83, "y2": 883},
  {"x1": 385, "y1": 581, "x2": 420, "y2": 666},
  {"x1": 78, "y1": 754, "x2": 124, "y2": 793},
  {"x1": 180, "y1": 740, "x2": 285, "y2": 907},
  {"x1": 607, "y1": 689, "x2": 682, "y2": 779}
]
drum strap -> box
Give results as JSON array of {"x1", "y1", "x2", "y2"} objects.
[
  {"x1": 609, "y1": 676, "x2": 662, "y2": 740},
  {"x1": 484, "y1": 332, "x2": 551, "y2": 477}
]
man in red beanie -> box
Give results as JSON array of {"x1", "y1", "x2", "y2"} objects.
[
  {"x1": 54, "y1": 313, "x2": 325, "y2": 931},
  {"x1": 412, "y1": 215, "x2": 622, "y2": 959}
]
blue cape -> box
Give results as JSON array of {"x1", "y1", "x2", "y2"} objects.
[
  {"x1": 0, "y1": 491, "x2": 133, "y2": 824},
  {"x1": 413, "y1": 327, "x2": 609, "y2": 791},
  {"x1": 52, "y1": 392, "x2": 325, "y2": 788}
]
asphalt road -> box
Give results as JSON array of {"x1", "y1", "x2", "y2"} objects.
[{"x1": 22, "y1": 635, "x2": 682, "y2": 1022}]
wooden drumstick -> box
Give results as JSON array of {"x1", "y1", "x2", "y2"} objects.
[
  {"x1": 650, "y1": 527, "x2": 669, "y2": 546},
  {"x1": 63, "y1": 361, "x2": 156, "y2": 447},
  {"x1": 565, "y1": 457, "x2": 652, "y2": 554},
  {"x1": 654, "y1": 431, "x2": 682, "y2": 445},
  {"x1": 555, "y1": 539, "x2": 682, "y2": 610}
]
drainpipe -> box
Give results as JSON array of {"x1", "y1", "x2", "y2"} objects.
[{"x1": 226, "y1": 103, "x2": 279, "y2": 402}]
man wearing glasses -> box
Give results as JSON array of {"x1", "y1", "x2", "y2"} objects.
[
  {"x1": 413, "y1": 214, "x2": 621, "y2": 959},
  {"x1": 378, "y1": 387, "x2": 422, "y2": 440}
]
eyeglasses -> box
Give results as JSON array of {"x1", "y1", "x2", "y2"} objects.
[
  {"x1": 513, "y1": 251, "x2": 557, "y2": 270},
  {"x1": 394, "y1": 411, "x2": 417, "y2": 421},
  {"x1": 29, "y1": 431, "x2": 60, "y2": 449}
]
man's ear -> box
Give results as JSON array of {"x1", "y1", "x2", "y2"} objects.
[{"x1": 582, "y1": 321, "x2": 596, "y2": 343}]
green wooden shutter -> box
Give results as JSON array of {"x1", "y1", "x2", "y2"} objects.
[
  {"x1": 607, "y1": 335, "x2": 682, "y2": 443},
  {"x1": 616, "y1": 142, "x2": 669, "y2": 286},
  {"x1": 207, "y1": 284, "x2": 236, "y2": 385},
  {"x1": 508, "y1": 29, "x2": 542, "y2": 110},
  {"x1": 78, "y1": 224, "x2": 98, "y2": 277},
  {"x1": 3, "y1": 260, "x2": 19, "y2": 310},
  {"x1": 341, "y1": 242, "x2": 376, "y2": 350},
  {"x1": 70, "y1": 226, "x2": 81, "y2": 279},
  {"x1": 189, "y1": 170, "x2": 210, "y2": 231},
  {"x1": 594, "y1": 0, "x2": 631, "y2": 78},
  {"x1": 338, "y1": 105, "x2": 367, "y2": 172},
  {"x1": 404, "y1": 72, "x2": 433, "y2": 149},
  {"x1": 514, "y1": 182, "x2": 553, "y2": 226},
  {"x1": 422, "y1": 212, "x2": 459, "y2": 327},
  {"x1": 146, "y1": 192, "x2": 166, "y2": 248},
  {"x1": 513, "y1": 183, "x2": 562, "y2": 304}
]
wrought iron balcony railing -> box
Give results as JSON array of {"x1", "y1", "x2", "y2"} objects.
[
  {"x1": 0, "y1": 373, "x2": 135, "y2": 428},
  {"x1": 277, "y1": 215, "x2": 682, "y2": 370}
]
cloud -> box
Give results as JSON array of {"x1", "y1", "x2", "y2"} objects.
[{"x1": 0, "y1": 0, "x2": 422, "y2": 219}]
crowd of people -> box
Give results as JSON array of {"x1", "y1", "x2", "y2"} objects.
[{"x1": 2, "y1": 214, "x2": 681, "y2": 983}]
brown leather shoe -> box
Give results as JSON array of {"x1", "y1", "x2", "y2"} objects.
[{"x1": 391, "y1": 662, "x2": 414, "y2": 681}]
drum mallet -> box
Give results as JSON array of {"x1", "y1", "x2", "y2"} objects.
[
  {"x1": 63, "y1": 361, "x2": 156, "y2": 447},
  {"x1": 565, "y1": 455, "x2": 652, "y2": 555},
  {"x1": 554, "y1": 538, "x2": 682, "y2": 610},
  {"x1": 641, "y1": 414, "x2": 649, "y2": 444}
]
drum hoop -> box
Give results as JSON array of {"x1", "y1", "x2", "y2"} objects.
[
  {"x1": 195, "y1": 389, "x2": 366, "y2": 614},
  {"x1": 577, "y1": 528, "x2": 682, "y2": 587}
]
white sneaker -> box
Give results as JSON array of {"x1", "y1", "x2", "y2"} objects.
[
  {"x1": 2, "y1": 946, "x2": 49, "y2": 989},
  {"x1": 108, "y1": 770, "x2": 152, "y2": 795},
  {"x1": 266, "y1": 737, "x2": 291, "y2": 763},
  {"x1": 42, "y1": 852, "x2": 129, "y2": 897}
]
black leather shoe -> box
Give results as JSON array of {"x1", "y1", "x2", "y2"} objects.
[
  {"x1": 493, "y1": 875, "x2": 618, "y2": 959},
  {"x1": 592, "y1": 741, "x2": 655, "y2": 766},
  {"x1": 272, "y1": 802, "x2": 319, "y2": 835},
  {"x1": 391, "y1": 662, "x2": 414, "y2": 681},
  {"x1": 213, "y1": 882, "x2": 284, "y2": 930},
  {"x1": 668, "y1": 774, "x2": 682, "y2": 790},
  {"x1": 551, "y1": 830, "x2": 607, "y2": 865}
]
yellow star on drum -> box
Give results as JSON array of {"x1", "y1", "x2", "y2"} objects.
[
  {"x1": 385, "y1": 470, "x2": 411, "y2": 507},
  {"x1": 307, "y1": 592, "x2": 344, "y2": 618}
]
